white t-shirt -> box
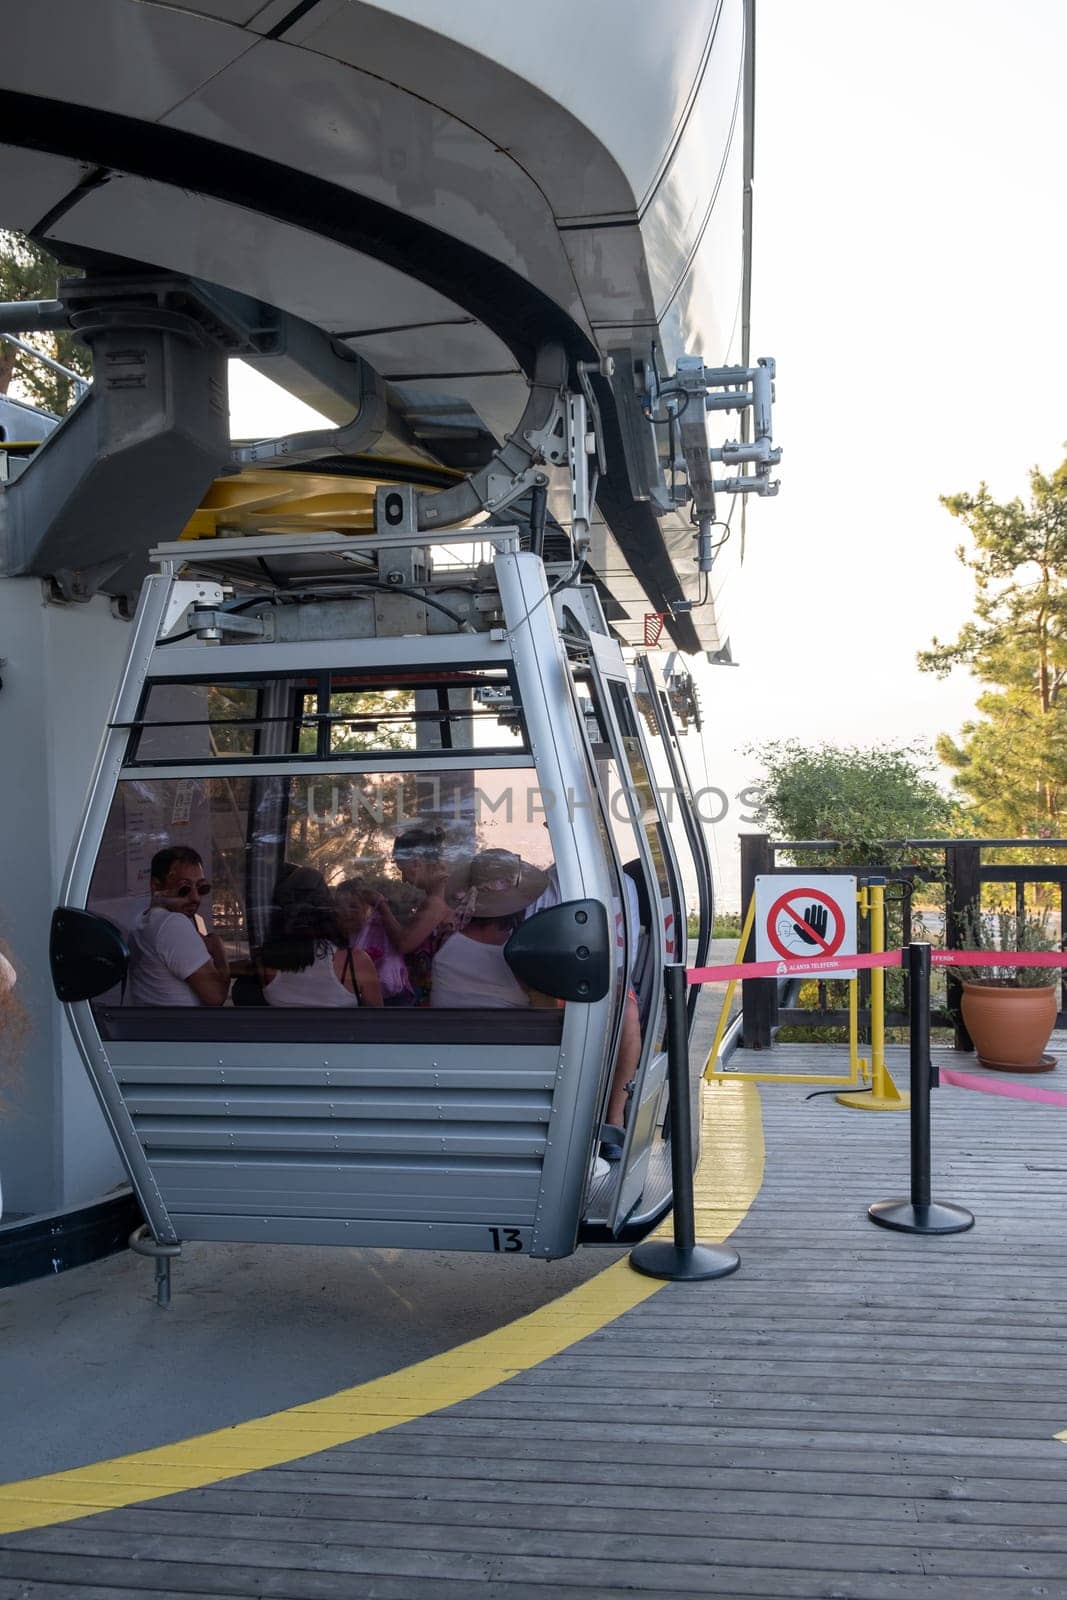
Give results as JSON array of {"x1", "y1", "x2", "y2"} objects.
[
  {"x1": 128, "y1": 906, "x2": 211, "y2": 1006},
  {"x1": 264, "y1": 944, "x2": 359, "y2": 1008},
  {"x1": 430, "y1": 932, "x2": 530, "y2": 1008}
]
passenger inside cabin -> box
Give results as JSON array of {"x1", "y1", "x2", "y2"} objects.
[
  {"x1": 334, "y1": 878, "x2": 414, "y2": 1007},
  {"x1": 127, "y1": 846, "x2": 230, "y2": 1007},
  {"x1": 431, "y1": 849, "x2": 552, "y2": 1009},
  {"x1": 389, "y1": 823, "x2": 462, "y2": 1005},
  {"x1": 259, "y1": 865, "x2": 382, "y2": 1007}
]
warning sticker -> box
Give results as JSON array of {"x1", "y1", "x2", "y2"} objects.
[{"x1": 754, "y1": 875, "x2": 858, "y2": 979}]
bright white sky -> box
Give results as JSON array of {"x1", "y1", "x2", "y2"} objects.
[
  {"x1": 230, "y1": 0, "x2": 1067, "y2": 908},
  {"x1": 698, "y1": 0, "x2": 1067, "y2": 903}
]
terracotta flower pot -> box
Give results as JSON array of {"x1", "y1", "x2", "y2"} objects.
[{"x1": 960, "y1": 981, "x2": 1058, "y2": 1072}]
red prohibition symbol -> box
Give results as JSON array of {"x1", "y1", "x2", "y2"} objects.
[{"x1": 766, "y1": 886, "x2": 846, "y2": 960}]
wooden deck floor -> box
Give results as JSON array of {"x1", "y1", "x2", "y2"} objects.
[{"x1": 2, "y1": 1046, "x2": 1066, "y2": 1598}]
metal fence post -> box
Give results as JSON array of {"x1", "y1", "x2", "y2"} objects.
[
  {"x1": 630, "y1": 966, "x2": 741, "y2": 1282},
  {"x1": 740, "y1": 833, "x2": 774, "y2": 1048},
  {"x1": 947, "y1": 843, "x2": 980, "y2": 1050},
  {"x1": 868, "y1": 943, "x2": 975, "y2": 1235}
]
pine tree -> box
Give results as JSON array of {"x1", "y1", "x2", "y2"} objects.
[
  {"x1": 0, "y1": 230, "x2": 89, "y2": 413},
  {"x1": 918, "y1": 465, "x2": 1067, "y2": 833}
]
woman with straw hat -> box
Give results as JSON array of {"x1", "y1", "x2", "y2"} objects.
[{"x1": 430, "y1": 849, "x2": 550, "y2": 1009}]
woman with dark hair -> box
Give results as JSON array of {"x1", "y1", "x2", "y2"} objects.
[{"x1": 260, "y1": 865, "x2": 382, "y2": 1007}]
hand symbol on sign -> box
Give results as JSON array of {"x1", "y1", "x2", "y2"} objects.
[{"x1": 793, "y1": 903, "x2": 828, "y2": 945}]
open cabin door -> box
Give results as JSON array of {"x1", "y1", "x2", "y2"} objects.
[
  {"x1": 633, "y1": 656, "x2": 714, "y2": 1032},
  {"x1": 580, "y1": 635, "x2": 686, "y2": 1233}
]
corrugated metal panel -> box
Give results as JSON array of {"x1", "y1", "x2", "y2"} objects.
[{"x1": 113, "y1": 1045, "x2": 556, "y2": 1233}]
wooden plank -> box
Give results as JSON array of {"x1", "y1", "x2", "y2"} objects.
[
  {"x1": 187, "y1": 1461, "x2": 1067, "y2": 1515},
  {"x1": 254, "y1": 1450, "x2": 1067, "y2": 1494},
  {"x1": 76, "y1": 1504, "x2": 1067, "y2": 1563},
  {"x1": 0, "y1": 1587, "x2": 218, "y2": 1600},
  {"x1": 159, "y1": 1481, "x2": 1067, "y2": 1537},
  {"x1": 3, "y1": 1538, "x2": 1066, "y2": 1598}
]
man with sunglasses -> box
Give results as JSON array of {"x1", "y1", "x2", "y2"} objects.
[{"x1": 128, "y1": 846, "x2": 230, "y2": 1007}]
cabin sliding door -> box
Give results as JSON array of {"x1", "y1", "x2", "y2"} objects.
[{"x1": 582, "y1": 635, "x2": 685, "y2": 1232}]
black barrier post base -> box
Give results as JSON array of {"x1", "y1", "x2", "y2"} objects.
[
  {"x1": 868, "y1": 942, "x2": 974, "y2": 1237},
  {"x1": 629, "y1": 1238, "x2": 741, "y2": 1282},
  {"x1": 868, "y1": 1199, "x2": 974, "y2": 1235},
  {"x1": 629, "y1": 964, "x2": 741, "y2": 1284}
]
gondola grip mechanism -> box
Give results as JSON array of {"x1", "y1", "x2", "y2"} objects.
[{"x1": 160, "y1": 580, "x2": 225, "y2": 638}]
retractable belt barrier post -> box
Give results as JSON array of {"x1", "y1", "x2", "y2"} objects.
[
  {"x1": 684, "y1": 939, "x2": 1067, "y2": 1246},
  {"x1": 629, "y1": 965, "x2": 741, "y2": 1283},
  {"x1": 868, "y1": 943, "x2": 975, "y2": 1236}
]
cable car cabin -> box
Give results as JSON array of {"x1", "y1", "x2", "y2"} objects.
[{"x1": 50, "y1": 519, "x2": 713, "y2": 1265}]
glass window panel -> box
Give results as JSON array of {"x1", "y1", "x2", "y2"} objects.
[
  {"x1": 128, "y1": 668, "x2": 527, "y2": 763},
  {"x1": 87, "y1": 765, "x2": 562, "y2": 1029},
  {"x1": 608, "y1": 681, "x2": 683, "y2": 965},
  {"x1": 634, "y1": 676, "x2": 698, "y2": 965}
]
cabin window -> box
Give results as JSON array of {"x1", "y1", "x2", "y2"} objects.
[
  {"x1": 125, "y1": 667, "x2": 526, "y2": 765},
  {"x1": 86, "y1": 765, "x2": 564, "y2": 1038},
  {"x1": 633, "y1": 677, "x2": 696, "y2": 966},
  {"x1": 608, "y1": 680, "x2": 683, "y2": 968}
]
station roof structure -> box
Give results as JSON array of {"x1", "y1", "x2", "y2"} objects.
[{"x1": 0, "y1": 0, "x2": 752, "y2": 655}]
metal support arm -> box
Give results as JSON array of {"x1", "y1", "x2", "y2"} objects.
[
  {"x1": 0, "y1": 299, "x2": 69, "y2": 333},
  {"x1": 415, "y1": 342, "x2": 570, "y2": 531}
]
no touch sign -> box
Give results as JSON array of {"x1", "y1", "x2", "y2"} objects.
[{"x1": 754, "y1": 875, "x2": 858, "y2": 979}]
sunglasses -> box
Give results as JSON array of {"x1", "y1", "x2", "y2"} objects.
[{"x1": 173, "y1": 881, "x2": 212, "y2": 899}]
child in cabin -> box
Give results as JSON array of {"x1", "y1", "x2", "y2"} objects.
[{"x1": 334, "y1": 878, "x2": 414, "y2": 1007}]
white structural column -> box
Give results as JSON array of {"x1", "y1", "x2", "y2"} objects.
[{"x1": 0, "y1": 582, "x2": 130, "y2": 1214}]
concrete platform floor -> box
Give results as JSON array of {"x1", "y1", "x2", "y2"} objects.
[{"x1": 0, "y1": 1228, "x2": 628, "y2": 1483}]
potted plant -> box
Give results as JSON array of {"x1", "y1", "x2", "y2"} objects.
[{"x1": 956, "y1": 906, "x2": 1061, "y2": 1073}]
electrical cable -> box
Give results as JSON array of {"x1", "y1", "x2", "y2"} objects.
[
  {"x1": 501, "y1": 467, "x2": 597, "y2": 644},
  {"x1": 643, "y1": 387, "x2": 691, "y2": 424},
  {"x1": 340, "y1": 579, "x2": 471, "y2": 629}
]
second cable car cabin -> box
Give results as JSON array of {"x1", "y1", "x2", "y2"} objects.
[{"x1": 51, "y1": 481, "x2": 714, "y2": 1267}]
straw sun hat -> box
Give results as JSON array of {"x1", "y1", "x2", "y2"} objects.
[{"x1": 459, "y1": 849, "x2": 549, "y2": 919}]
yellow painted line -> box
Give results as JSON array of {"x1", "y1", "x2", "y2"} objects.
[
  {"x1": 1056, "y1": 1429, "x2": 1066, "y2": 1444},
  {"x1": 0, "y1": 1080, "x2": 763, "y2": 1535}
]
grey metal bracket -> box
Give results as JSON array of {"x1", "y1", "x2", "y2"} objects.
[
  {"x1": 233, "y1": 319, "x2": 387, "y2": 467},
  {"x1": 412, "y1": 342, "x2": 569, "y2": 533},
  {"x1": 186, "y1": 606, "x2": 268, "y2": 642},
  {"x1": 661, "y1": 354, "x2": 782, "y2": 574}
]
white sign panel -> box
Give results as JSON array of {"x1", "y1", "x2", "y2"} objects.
[{"x1": 754, "y1": 875, "x2": 858, "y2": 979}]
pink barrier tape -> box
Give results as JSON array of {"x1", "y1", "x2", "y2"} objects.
[
  {"x1": 686, "y1": 950, "x2": 901, "y2": 984},
  {"x1": 931, "y1": 949, "x2": 1067, "y2": 969},
  {"x1": 940, "y1": 1068, "x2": 1067, "y2": 1107},
  {"x1": 686, "y1": 947, "x2": 1067, "y2": 986}
]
